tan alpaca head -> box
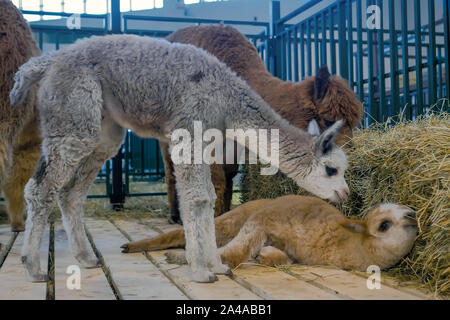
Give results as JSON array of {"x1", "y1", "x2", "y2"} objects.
[
  {"x1": 365, "y1": 203, "x2": 418, "y2": 256},
  {"x1": 341, "y1": 203, "x2": 418, "y2": 269}
]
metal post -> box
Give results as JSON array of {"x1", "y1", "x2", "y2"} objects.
[
  {"x1": 109, "y1": 0, "x2": 124, "y2": 210},
  {"x1": 270, "y1": 1, "x2": 281, "y2": 77}
]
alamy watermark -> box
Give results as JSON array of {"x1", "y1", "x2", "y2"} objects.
[
  {"x1": 366, "y1": 4, "x2": 381, "y2": 30},
  {"x1": 366, "y1": 265, "x2": 382, "y2": 290},
  {"x1": 66, "y1": 265, "x2": 81, "y2": 290},
  {"x1": 66, "y1": 14, "x2": 81, "y2": 30},
  {"x1": 170, "y1": 121, "x2": 279, "y2": 175}
]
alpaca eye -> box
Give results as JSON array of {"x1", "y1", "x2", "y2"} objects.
[
  {"x1": 325, "y1": 166, "x2": 338, "y2": 176},
  {"x1": 378, "y1": 221, "x2": 392, "y2": 232},
  {"x1": 324, "y1": 119, "x2": 335, "y2": 128}
]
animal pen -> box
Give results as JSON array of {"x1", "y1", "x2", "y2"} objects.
[{"x1": 0, "y1": 0, "x2": 448, "y2": 300}]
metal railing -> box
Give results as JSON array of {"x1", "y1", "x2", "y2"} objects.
[{"x1": 270, "y1": 0, "x2": 449, "y2": 124}]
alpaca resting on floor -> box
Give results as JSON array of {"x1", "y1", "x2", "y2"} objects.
[
  {"x1": 164, "y1": 25, "x2": 363, "y2": 223},
  {"x1": 11, "y1": 35, "x2": 350, "y2": 283},
  {"x1": 0, "y1": 0, "x2": 41, "y2": 231},
  {"x1": 122, "y1": 195, "x2": 418, "y2": 271}
]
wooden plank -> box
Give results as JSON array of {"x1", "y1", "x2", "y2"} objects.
[
  {"x1": 138, "y1": 217, "x2": 182, "y2": 234},
  {"x1": 232, "y1": 265, "x2": 342, "y2": 300},
  {"x1": 0, "y1": 225, "x2": 15, "y2": 262},
  {"x1": 113, "y1": 218, "x2": 261, "y2": 300},
  {"x1": 0, "y1": 229, "x2": 49, "y2": 300},
  {"x1": 84, "y1": 218, "x2": 187, "y2": 300},
  {"x1": 53, "y1": 223, "x2": 116, "y2": 300},
  {"x1": 285, "y1": 265, "x2": 423, "y2": 300}
]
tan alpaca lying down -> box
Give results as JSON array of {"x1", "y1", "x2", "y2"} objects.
[{"x1": 122, "y1": 195, "x2": 418, "y2": 271}]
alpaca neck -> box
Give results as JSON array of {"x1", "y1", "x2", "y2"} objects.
[
  {"x1": 227, "y1": 88, "x2": 314, "y2": 180},
  {"x1": 361, "y1": 238, "x2": 397, "y2": 270}
]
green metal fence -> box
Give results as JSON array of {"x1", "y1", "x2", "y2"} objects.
[
  {"x1": 16, "y1": 0, "x2": 449, "y2": 205},
  {"x1": 271, "y1": 0, "x2": 449, "y2": 125}
]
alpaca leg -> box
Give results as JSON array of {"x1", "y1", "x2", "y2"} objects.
[
  {"x1": 22, "y1": 139, "x2": 94, "y2": 282},
  {"x1": 4, "y1": 118, "x2": 41, "y2": 232},
  {"x1": 223, "y1": 163, "x2": 239, "y2": 214},
  {"x1": 211, "y1": 164, "x2": 226, "y2": 217},
  {"x1": 174, "y1": 163, "x2": 229, "y2": 282},
  {"x1": 219, "y1": 219, "x2": 267, "y2": 269},
  {"x1": 160, "y1": 141, "x2": 181, "y2": 224},
  {"x1": 58, "y1": 128, "x2": 123, "y2": 268},
  {"x1": 257, "y1": 246, "x2": 293, "y2": 266}
]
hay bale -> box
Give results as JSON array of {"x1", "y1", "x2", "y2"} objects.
[{"x1": 240, "y1": 111, "x2": 449, "y2": 296}]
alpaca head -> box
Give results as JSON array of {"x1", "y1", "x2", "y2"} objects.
[
  {"x1": 312, "y1": 66, "x2": 363, "y2": 146},
  {"x1": 342, "y1": 203, "x2": 418, "y2": 268},
  {"x1": 296, "y1": 119, "x2": 349, "y2": 203},
  {"x1": 365, "y1": 204, "x2": 418, "y2": 257}
]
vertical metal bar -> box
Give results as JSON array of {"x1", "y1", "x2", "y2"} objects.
[
  {"x1": 347, "y1": 0, "x2": 354, "y2": 89},
  {"x1": 389, "y1": 0, "x2": 400, "y2": 117},
  {"x1": 156, "y1": 140, "x2": 161, "y2": 176},
  {"x1": 443, "y1": 0, "x2": 450, "y2": 101},
  {"x1": 414, "y1": 0, "x2": 423, "y2": 116},
  {"x1": 315, "y1": 14, "x2": 320, "y2": 71},
  {"x1": 377, "y1": 0, "x2": 386, "y2": 121},
  {"x1": 293, "y1": 25, "x2": 299, "y2": 82},
  {"x1": 401, "y1": 0, "x2": 411, "y2": 116},
  {"x1": 356, "y1": 0, "x2": 364, "y2": 101},
  {"x1": 307, "y1": 19, "x2": 312, "y2": 76},
  {"x1": 111, "y1": 0, "x2": 121, "y2": 34},
  {"x1": 329, "y1": 6, "x2": 336, "y2": 75},
  {"x1": 265, "y1": 26, "x2": 270, "y2": 70},
  {"x1": 287, "y1": 30, "x2": 292, "y2": 81},
  {"x1": 321, "y1": 11, "x2": 327, "y2": 67},
  {"x1": 427, "y1": 0, "x2": 437, "y2": 106},
  {"x1": 280, "y1": 33, "x2": 286, "y2": 80},
  {"x1": 124, "y1": 131, "x2": 130, "y2": 195},
  {"x1": 300, "y1": 23, "x2": 306, "y2": 80},
  {"x1": 55, "y1": 32, "x2": 60, "y2": 50},
  {"x1": 109, "y1": 0, "x2": 124, "y2": 209},
  {"x1": 438, "y1": 49, "x2": 443, "y2": 99},
  {"x1": 367, "y1": 0, "x2": 376, "y2": 124},
  {"x1": 270, "y1": 1, "x2": 281, "y2": 77},
  {"x1": 338, "y1": 0, "x2": 348, "y2": 79}
]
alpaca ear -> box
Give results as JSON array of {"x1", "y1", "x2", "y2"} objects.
[
  {"x1": 314, "y1": 65, "x2": 331, "y2": 100},
  {"x1": 341, "y1": 220, "x2": 366, "y2": 234},
  {"x1": 315, "y1": 119, "x2": 343, "y2": 155},
  {"x1": 307, "y1": 119, "x2": 321, "y2": 136}
]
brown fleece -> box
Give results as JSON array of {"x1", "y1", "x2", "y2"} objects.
[
  {"x1": 123, "y1": 196, "x2": 417, "y2": 271},
  {"x1": 0, "y1": 0, "x2": 42, "y2": 231}
]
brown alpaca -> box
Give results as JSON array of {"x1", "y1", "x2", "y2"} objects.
[
  {"x1": 122, "y1": 195, "x2": 418, "y2": 271},
  {"x1": 0, "y1": 0, "x2": 41, "y2": 231},
  {"x1": 164, "y1": 25, "x2": 363, "y2": 223}
]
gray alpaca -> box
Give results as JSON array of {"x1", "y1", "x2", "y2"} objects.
[{"x1": 10, "y1": 34, "x2": 349, "y2": 283}]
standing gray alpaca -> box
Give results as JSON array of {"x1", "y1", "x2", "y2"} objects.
[{"x1": 10, "y1": 35, "x2": 349, "y2": 283}]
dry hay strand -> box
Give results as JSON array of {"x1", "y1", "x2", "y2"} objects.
[{"x1": 240, "y1": 110, "x2": 449, "y2": 297}]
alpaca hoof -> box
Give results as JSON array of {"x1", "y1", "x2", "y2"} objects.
[
  {"x1": 212, "y1": 263, "x2": 232, "y2": 275},
  {"x1": 85, "y1": 259, "x2": 102, "y2": 269},
  {"x1": 76, "y1": 253, "x2": 101, "y2": 268},
  {"x1": 26, "y1": 272, "x2": 48, "y2": 283},
  {"x1": 120, "y1": 244, "x2": 130, "y2": 253},
  {"x1": 11, "y1": 224, "x2": 25, "y2": 232},
  {"x1": 168, "y1": 216, "x2": 183, "y2": 225},
  {"x1": 192, "y1": 270, "x2": 218, "y2": 283}
]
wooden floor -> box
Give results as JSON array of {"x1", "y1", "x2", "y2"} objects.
[{"x1": 0, "y1": 217, "x2": 435, "y2": 300}]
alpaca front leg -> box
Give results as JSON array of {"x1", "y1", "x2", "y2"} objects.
[
  {"x1": 22, "y1": 154, "x2": 80, "y2": 282},
  {"x1": 174, "y1": 163, "x2": 228, "y2": 282}
]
